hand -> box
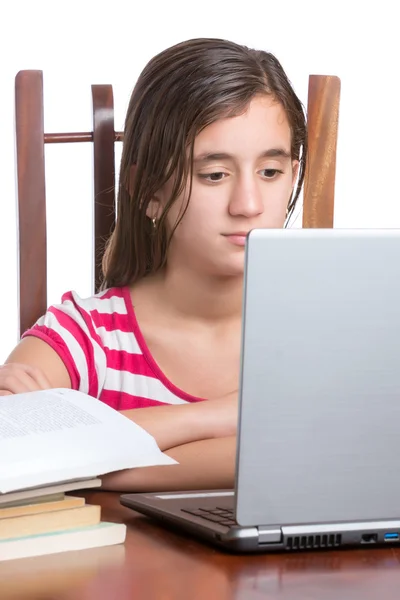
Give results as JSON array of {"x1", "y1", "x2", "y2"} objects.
[{"x1": 0, "y1": 363, "x2": 52, "y2": 396}]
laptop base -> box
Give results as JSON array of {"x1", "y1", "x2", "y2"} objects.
[{"x1": 121, "y1": 491, "x2": 400, "y2": 553}]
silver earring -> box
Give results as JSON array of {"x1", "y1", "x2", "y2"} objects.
[{"x1": 152, "y1": 217, "x2": 157, "y2": 229}]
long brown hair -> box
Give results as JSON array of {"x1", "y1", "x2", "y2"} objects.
[{"x1": 102, "y1": 38, "x2": 307, "y2": 289}]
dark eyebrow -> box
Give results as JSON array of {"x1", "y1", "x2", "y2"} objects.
[{"x1": 193, "y1": 148, "x2": 291, "y2": 163}]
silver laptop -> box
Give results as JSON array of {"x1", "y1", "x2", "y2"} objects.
[{"x1": 121, "y1": 228, "x2": 400, "y2": 552}]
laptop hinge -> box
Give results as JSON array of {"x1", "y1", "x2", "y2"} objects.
[{"x1": 258, "y1": 527, "x2": 282, "y2": 544}]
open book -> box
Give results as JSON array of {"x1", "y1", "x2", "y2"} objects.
[{"x1": 0, "y1": 388, "x2": 176, "y2": 495}]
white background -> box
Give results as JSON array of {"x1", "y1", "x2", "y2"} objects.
[{"x1": 0, "y1": 0, "x2": 398, "y2": 361}]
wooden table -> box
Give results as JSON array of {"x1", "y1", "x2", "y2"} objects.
[{"x1": 2, "y1": 490, "x2": 400, "y2": 599}]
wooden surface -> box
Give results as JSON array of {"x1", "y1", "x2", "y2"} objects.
[
  {"x1": 2, "y1": 490, "x2": 400, "y2": 599},
  {"x1": 91, "y1": 84, "x2": 117, "y2": 292},
  {"x1": 303, "y1": 75, "x2": 341, "y2": 228},
  {"x1": 15, "y1": 70, "x2": 47, "y2": 337}
]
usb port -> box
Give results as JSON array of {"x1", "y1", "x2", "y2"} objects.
[
  {"x1": 361, "y1": 533, "x2": 378, "y2": 543},
  {"x1": 384, "y1": 533, "x2": 399, "y2": 541}
]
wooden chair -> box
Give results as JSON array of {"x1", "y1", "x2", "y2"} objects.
[{"x1": 14, "y1": 71, "x2": 341, "y2": 336}]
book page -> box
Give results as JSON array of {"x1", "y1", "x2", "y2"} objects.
[
  {"x1": 0, "y1": 395, "x2": 102, "y2": 438},
  {"x1": 0, "y1": 389, "x2": 176, "y2": 493}
]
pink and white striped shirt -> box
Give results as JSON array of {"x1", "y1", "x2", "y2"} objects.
[{"x1": 22, "y1": 287, "x2": 206, "y2": 410}]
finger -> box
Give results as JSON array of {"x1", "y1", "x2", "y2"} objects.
[
  {"x1": 0, "y1": 391, "x2": 12, "y2": 396},
  {"x1": 1, "y1": 363, "x2": 52, "y2": 391},
  {"x1": 0, "y1": 370, "x2": 41, "y2": 394}
]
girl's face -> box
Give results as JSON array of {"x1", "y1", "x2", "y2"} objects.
[{"x1": 151, "y1": 95, "x2": 299, "y2": 278}]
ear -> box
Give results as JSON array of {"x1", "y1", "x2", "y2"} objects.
[
  {"x1": 291, "y1": 160, "x2": 300, "y2": 189},
  {"x1": 145, "y1": 197, "x2": 162, "y2": 220},
  {"x1": 128, "y1": 164, "x2": 162, "y2": 219}
]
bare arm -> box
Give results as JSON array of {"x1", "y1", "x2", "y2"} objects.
[
  {"x1": 120, "y1": 395, "x2": 236, "y2": 451},
  {"x1": 4, "y1": 337, "x2": 72, "y2": 390},
  {"x1": 1, "y1": 338, "x2": 238, "y2": 451},
  {"x1": 100, "y1": 436, "x2": 236, "y2": 493}
]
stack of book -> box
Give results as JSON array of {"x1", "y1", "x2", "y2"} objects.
[
  {"x1": 0, "y1": 478, "x2": 125, "y2": 561},
  {"x1": 0, "y1": 387, "x2": 176, "y2": 561}
]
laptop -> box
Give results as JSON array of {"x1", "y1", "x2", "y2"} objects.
[{"x1": 121, "y1": 228, "x2": 400, "y2": 553}]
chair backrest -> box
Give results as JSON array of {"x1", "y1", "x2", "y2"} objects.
[{"x1": 14, "y1": 71, "x2": 340, "y2": 337}]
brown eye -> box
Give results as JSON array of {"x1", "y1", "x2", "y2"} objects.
[
  {"x1": 200, "y1": 172, "x2": 227, "y2": 182},
  {"x1": 260, "y1": 169, "x2": 282, "y2": 179}
]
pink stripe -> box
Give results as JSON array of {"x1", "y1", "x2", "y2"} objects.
[
  {"x1": 104, "y1": 349, "x2": 156, "y2": 378},
  {"x1": 49, "y1": 306, "x2": 99, "y2": 397},
  {"x1": 96, "y1": 287, "x2": 125, "y2": 300},
  {"x1": 90, "y1": 311, "x2": 131, "y2": 332},
  {"x1": 22, "y1": 327, "x2": 80, "y2": 390},
  {"x1": 99, "y1": 389, "x2": 182, "y2": 410}
]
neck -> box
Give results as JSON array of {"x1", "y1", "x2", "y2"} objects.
[{"x1": 153, "y1": 266, "x2": 244, "y2": 323}]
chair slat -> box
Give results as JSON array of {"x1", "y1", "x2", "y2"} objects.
[
  {"x1": 15, "y1": 70, "x2": 47, "y2": 336},
  {"x1": 303, "y1": 75, "x2": 341, "y2": 228},
  {"x1": 92, "y1": 85, "x2": 116, "y2": 292}
]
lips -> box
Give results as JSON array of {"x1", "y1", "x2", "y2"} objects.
[
  {"x1": 225, "y1": 232, "x2": 249, "y2": 237},
  {"x1": 223, "y1": 232, "x2": 248, "y2": 247}
]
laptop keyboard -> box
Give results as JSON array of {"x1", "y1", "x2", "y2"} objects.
[{"x1": 181, "y1": 506, "x2": 237, "y2": 526}]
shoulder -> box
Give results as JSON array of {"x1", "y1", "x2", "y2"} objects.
[
  {"x1": 21, "y1": 286, "x2": 133, "y2": 396},
  {"x1": 59, "y1": 286, "x2": 128, "y2": 318},
  {"x1": 23, "y1": 286, "x2": 132, "y2": 349},
  {"x1": 50, "y1": 286, "x2": 136, "y2": 344}
]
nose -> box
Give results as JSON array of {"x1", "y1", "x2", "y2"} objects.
[{"x1": 228, "y1": 175, "x2": 264, "y2": 218}]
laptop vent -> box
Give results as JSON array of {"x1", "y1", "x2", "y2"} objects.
[{"x1": 286, "y1": 533, "x2": 342, "y2": 550}]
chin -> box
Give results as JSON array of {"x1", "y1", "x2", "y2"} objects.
[{"x1": 214, "y1": 256, "x2": 245, "y2": 278}]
